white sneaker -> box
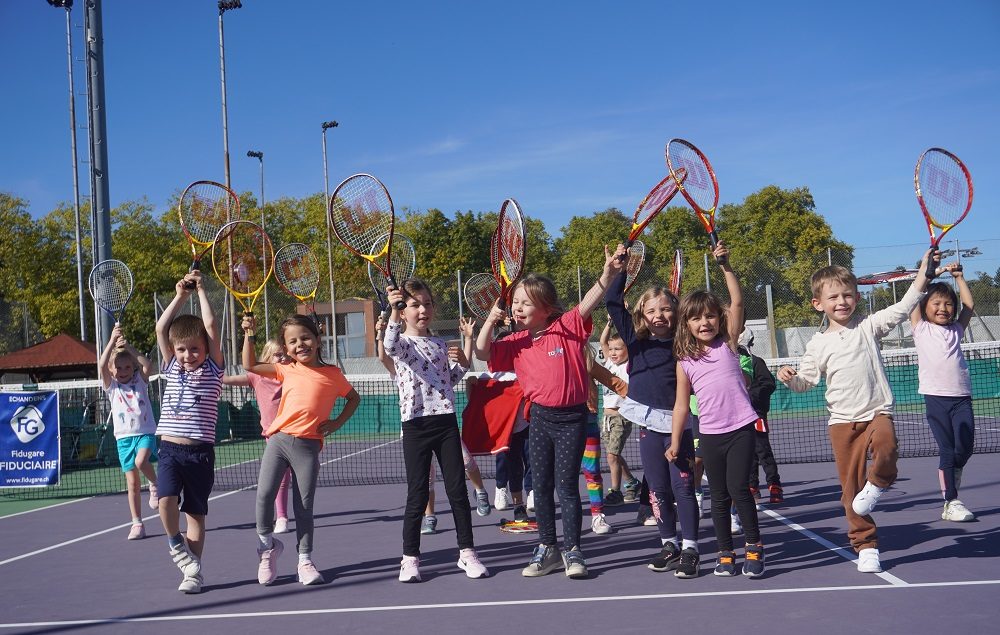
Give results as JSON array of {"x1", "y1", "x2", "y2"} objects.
[
  {"x1": 590, "y1": 513, "x2": 613, "y2": 535},
  {"x1": 942, "y1": 499, "x2": 975, "y2": 522},
  {"x1": 695, "y1": 491, "x2": 705, "y2": 518},
  {"x1": 274, "y1": 517, "x2": 290, "y2": 534},
  {"x1": 730, "y1": 513, "x2": 743, "y2": 535},
  {"x1": 494, "y1": 487, "x2": 511, "y2": 511},
  {"x1": 177, "y1": 573, "x2": 203, "y2": 594},
  {"x1": 857, "y1": 547, "x2": 882, "y2": 573},
  {"x1": 457, "y1": 548, "x2": 490, "y2": 578},
  {"x1": 526, "y1": 490, "x2": 535, "y2": 512},
  {"x1": 852, "y1": 481, "x2": 889, "y2": 516},
  {"x1": 399, "y1": 555, "x2": 422, "y2": 583}
]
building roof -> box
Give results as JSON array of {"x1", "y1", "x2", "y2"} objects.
[{"x1": 0, "y1": 333, "x2": 98, "y2": 381}]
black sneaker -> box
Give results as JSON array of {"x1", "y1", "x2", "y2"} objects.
[
  {"x1": 513, "y1": 505, "x2": 529, "y2": 522},
  {"x1": 647, "y1": 542, "x2": 681, "y2": 572},
  {"x1": 743, "y1": 544, "x2": 765, "y2": 578},
  {"x1": 674, "y1": 548, "x2": 700, "y2": 578},
  {"x1": 604, "y1": 489, "x2": 625, "y2": 507},
  {"x1": 714, "y1": 550, "x2": 737, "y2": 576}
]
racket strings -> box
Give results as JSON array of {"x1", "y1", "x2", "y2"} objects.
[
  {"x1": 918, "y1": 151, "x2": 971, "y2": 226},
  {"x1": 213, "y1": 223, "x2": 273, "y2": 298},
  {"x1": 89, "y1": 261, "x2": 133, "y2": 313},
  {"x1": 464, "y1": 273, "x2": 501, "y2": 320},
  {"x1": 668, "y1": 142, "x2": 717, "y2": 212},
  {"x1": 274, "y1": 244, "x2": 319, "y2": 299},
  {"x1": 181, "y1": 184, "x2": 240, "y2": 244},
  {"x1": 330, "y1": 176, "x2": 394, "y2": 256},
  {"x1": 634, "y1": 174, "x2": 682, "y2": 227},
  {"x1": 497, "y1": 207, "x2": 525, "y2": 283},
  {"x1": 367, "y1": 235, "x2": 415, "y2": 293}
]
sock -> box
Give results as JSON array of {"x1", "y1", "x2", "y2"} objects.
[
  {"x1": 258, "y1": 533, "x2": 273, "y2": 550},
  {"x1": 132, "y1": 517, "x2": 142, "y2": 525},
  {"x1": 168, "y1": 533, "x2": 185, "y2": 550},
  {"x1": 661, "y1": 537, "x2": 679, "y2": 547},
  {"x1": 682, "y1": 539, "x2": 698, "y2": 552},
  {"x1": 298, "y1": 553, "x2": 311, "y2": 565}
]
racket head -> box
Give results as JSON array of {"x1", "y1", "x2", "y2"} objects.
[
  {"x1": 668, "y1": 249, "x2": 684, "y2": 296},
  {"x1": 274, "y1": 242, "x2": 320, "y2": 302},
  {"x1": 463, "y1": 273, "x2": 502, "y2": 321},
  {"x1": 491, "y1": 198, "x2": 527, "y2": 305},
  {"x1": 368, "y1": 233, "x2": 416, "y2": 311},
  {"x1": 210, "y1": 220, "x2": 274, "y2": 314},
  {"x1": 666, "y1": 138, "x2": 720, "y2": 231},
  {"x1": 88, "y1": 259, "x2": 134, "y2": 321},
  {"x1": 914, "y1": 147, "x2": 973, "y2": 244},
  {"x1": 499, "y1": 519, "x2": 538, "y2": 533},
  {"x1": 178, "y1": 180, "x2": 242, "y2": 261},
  {"x1": 328, "y1": 173, "x2": 395, "y2": 275},
  {"x1": 622, "y1": 241, "x2": 647, "y2": 294},
  {"x1": 628, "y1": 171, "x2": 686, "y2": 242}
]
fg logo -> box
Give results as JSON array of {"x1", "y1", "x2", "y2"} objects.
[{"x1": 10, "y1": 405, "x2": 45, "y2": 443}]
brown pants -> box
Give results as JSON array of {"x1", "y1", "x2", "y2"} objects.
[{"x1": 828, "y1": 414, "x2": 898, "y2": 552}]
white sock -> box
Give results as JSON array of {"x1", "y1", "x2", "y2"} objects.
[
  {"x1": 682, "y1": 539, "x2": 698, "y2": 552},
  {"x1": 258, "y1": 533, "x2": 273, "y2": 550},
  {"x1": 132, "y1": 517, "x2": 142, "y2": 525},
  {"x1": 661, "y1": 537, "x2": 680, "y2": 547},
  {"x1": 298, "y1": 552, "x2": 311, "y2": 564}
]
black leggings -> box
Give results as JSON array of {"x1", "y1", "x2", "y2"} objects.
[
  {"x1": 529, "y1": 403, "x2": 587, "y2": 550},
  {"x1": 700, "y1": 422, "x2": 760, "y2": 549}
]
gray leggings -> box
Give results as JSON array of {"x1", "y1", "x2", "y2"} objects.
[{"x1": 256, "y1": 432, "x2": 321, "y2": 554}]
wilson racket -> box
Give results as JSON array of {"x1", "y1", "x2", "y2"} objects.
[
  {"x1": 623, "y1": 240, "x2": 646, "y2": 294},
  {"x1": 211, "y1": 220, "x2": 274, "y2": 317},
  {"x1": 666, "y1": 138, "x2": 724, "y2": 264},
  {"x1": 274, "y1": 242, "x2": 321, "y2": 325},
  {"x1": 915, "y1": 147, "x2": 973, "y2": 278},
  {"x1": 499, "y1": 518, "x2": 538, "y2": 534},
  {"x1": 178, "y1": 180, "x2": 242, "y2": 287},
  {"x1": 368, "y1": 233, "x2": 416, "y2": 315},
  {"x1": 624, "y1": 170, "x2": 686, "y2": 251},
  {"x1": 88, "y1": 259, "x2": 134, "y2": 325},
  {"x1": 329, "y1": 173, "x2": 405, "y2": 310},
  {"x1": 668, "y1": 249, "x2": 683, "y2": 296},
  {"x1": 491, "y1": 198, "x2": 526, "y2": 310},
  {"x1": 464, "y1": 272, "x2": 502, "y2": 321}
]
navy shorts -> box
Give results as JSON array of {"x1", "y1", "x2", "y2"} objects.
[{"x1": 157, "y1": 440, "x2": 215, "y2": 516}]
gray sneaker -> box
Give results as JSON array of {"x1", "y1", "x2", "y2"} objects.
[
  {"x1": 563, "y1": 547, "x2": 589, "y2": 579},
  {"x1": 521, "y1": 544, "x2": 562, "y2": 577},
  {"x1": 604, "y1": 489, "x2": 625, "y2": 506},
  {"x1": 475, "y1": 489, "x2": 492, "y2": 517}
]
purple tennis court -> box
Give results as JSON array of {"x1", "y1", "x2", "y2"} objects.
[{"x1": 1, "y1": 453, "x2": 997, "y2": 634}]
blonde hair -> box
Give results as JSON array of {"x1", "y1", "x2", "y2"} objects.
[
  {"x1": 811, "y1": 265, "x2": 857, "y2": 299},
  {"x1": 674, "y1": 290, "x2": 730, "y2": 360},
  {"x1": 631, "y1": 286, "x2": 678, "y2": 340},
  {"x1": 110, "y1": 348, "x2": 137, "y2": 368},
  {"x1": 259, "y1": 339, "x2": 283, "y2": 362},
  {"x1": 516, "y1": 274, "x2": 563, "y2": 325}
]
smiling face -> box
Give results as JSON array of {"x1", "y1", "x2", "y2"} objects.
[
  {"x1": 641, "y1": 294, "x2": 676, "y2": 338},
  {"x1": 172, "y1": 336, "x2": 208, "y2": 372},
  {"x1": 110, "y1": 353, "x2": 136, "y2": 383},
  {"x1": 812, "y1": 279, "x2": 858, "y2": 327},
  {"x1": 511, "y1": 285, "x2": 550, "y2": 333},
  {"x1": 606, "y1": 337, "x2": 628, "y2": 365},
  {"x1": 924, "y1": 290, "x2": 956, "y2": 325},
  {"x1": 282, "y1": 323, "x2": 319, "y2": 365},
  {"x1": 686, "y1": 307, "x2": 721, "y2": 345}
]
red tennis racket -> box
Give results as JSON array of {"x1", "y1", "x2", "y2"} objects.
[
  {"x1": 914, "y1": 147, "x2": 973, "y2": 278},
  {"x1": 464, "y1": 273, "x2": 502, "y2": 322},
  {"x1": 491, "y1": 198, "x2": 526, "y2": 310},
  {"x1": 623, "y1": 240, "x2": 646, "y2": 294},
  {"x1": 668, "y1": 249, "x2": 683, "y2": 296},
  {"x1": 625, "y1": 170, "x2": 686, "y2": 251},
  {"x1": 329, "y1": 173, "x2": 405, "y2": 310},
  {"x1": 178, "y1": 180, "x2": 242, "y2": 287},
  {"x1": 666, "y1": 139, "x2": 724, "y2": 264}
]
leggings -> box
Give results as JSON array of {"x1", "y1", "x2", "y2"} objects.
[
  {"x1": 749, "y1": 429, "x2": 781, "y2": 488},
  {"x1": 256, "y1": 432, "x2": 321, "y2": 554},
  {"x1": 925, "y1": 395, "x2": 974, "y2": 501},
  {"x1": 496, "y1": 428, "x2": 532, "y2": 493},
  {"x1": 582, "y1": 414, "x2": 604, "y2": 516},
  {"x1": 530, "y1": 403, "x2": 587, "y2": 550},
  {"x1": 639, "y1": 427, "x2": 699, "y2": 542},
  {"x1": 700, "y1": 422, "x2": 760, "y2": 550}
]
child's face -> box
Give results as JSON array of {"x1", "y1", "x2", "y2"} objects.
[
  {"x1": 925, "y1": 292, "x2": 956, "y2": 326},
  {"x1": 401, "y1": 290, "x2": 435, "y2": 332},
  {"x1": 283, "y1": 324, "x2": 319, "y2": 365},
  {"x1": 511, "y1": 286, "x2": 549, "y2": 332},
  {"x1": 172, "y1": 337, "x2": 208, "y2": 372},
  {"x1": 687, "y1": 308, "x2": 721, "y2": 345},
  {"x1": 607, "y1": 339, "x2": 628, "y2": 365},
  {"x1": 110, "y1": 357, "x2": 135, "y2": 383},
  {"x1": 811, "y1": 280, "x2": 858, "y2": 326},
  {"x1": 642, "y1": 295, "x2": 675, "y2": 338}
]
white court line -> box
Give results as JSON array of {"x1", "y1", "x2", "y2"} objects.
[
  {"x1": 0, "y1": 440, "x2": 401, "y2": 568},
  {"x1": 2, "y1": 579, "x2": 998, "y2": 629},
  {"x1": 0, "y1": 495, "x2": 93, "y2": 519}
]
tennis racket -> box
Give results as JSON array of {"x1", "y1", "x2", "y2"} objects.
[
  {"x1": 274, "y1": 243, "x2": 321, "y2": 326},
  {"x1": 178, "y1": 180, "x2": 242, "y2": 288},
  {"x1": 368, "y1": 233, "x2": 416, "y2": 315},
  {"x1": 624, "y1": 170, "x2": 686, "y2": 253},
  {"x1": 464, "y1": 273, "x2": 502, "y2": 321},
  {"x1": 88, "y1": 259, "x2": 134, "y2": 325},
  {"x1": 666, "y1": 138, "x2": 724, "y2": 264},
  {"x1": 329, "y1": 173, "x2": 405, "y2": 310},
  {"x1": 914, "y1": 147, "x2": 973, "y2": 278},
  {"x1": 668, "y1": 249, "x2": 683, "y2": 296},
  {"x1": 499, "y1": 518, "x2": 538, "y2": 534},
  {"x1": 623, "y1": 240, "x2": 646, "y2": 294},
  {"x1": 211, "y1": 220, "x2": 274, "y2": 317},
  {"x1": 491, "y1": 198, "x2": 526, "y2": 310}
]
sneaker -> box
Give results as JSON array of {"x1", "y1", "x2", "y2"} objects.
[
  {"x1": 714, "y1": 550, "x2": 737, "y2": 576},
  {"x1": 274, "y1": 517, "x2": 290, "y2": 534},
  {"x1": 768, "y1": 484, "x2": 784, "y2": 505},
  {"x1": 730, "y1": 513, "x2": 743, "y2": 535},
  {"x1": 474, "y1": 489, "x2": 492, "y2": 517},
  {"x1": 421, "y1": 515, "x2": 437, "y2": 535},
  {"x1": 297, "y1": 560, "x2": 325, "y2": 585},
  {"x1": 147, "y1": 482, "x2": 159, "y2": 509},
  {"x1": 695, "y1": 490, "x2": 705, "y2": 517},
  {"x1": 743, "y1": 544, "x2": 765, "y2": 578},
  {"x1": 513, "y1": 505, "x2": 529, "y2": 522},
  {"x1": 127, "y1": 523, "x2": 146, "y2": 541},
  {"x1": 177, "y1": 573, "x2": 203, "y2": 594},
  {"x1": 590, "y1": 513, "x2": 613, "y2": 535},
  {"x1": 521, "y1": 544, "x2": 562, "y2": 577},
  {"x1": 857, "y1": 547, "x2": 882, "y2": 573},
  {"x1": 257, "y1": 537, "x2": 284, "y2": 585},
  {"x1": 674, "y1": 548, "x2": 700, "y2": 578},
  {"x1": 399, "y1": 555, "x2": 422, "y2": 583},
  {"x1": 852, "y1": 481, "x2": 889, "y2": 516},
  {"x1": 648, "y1": 542, "x2": 681, "y2": 572},
  {"x1": 458, "y1": 548, "x2": 490, "y2": 578},
  {"x1": 170, "y1": 542, "x2": 201, "y2": 578},
  {"x1": 562, "y1": 547, "x2": 588, "y2": 579},
  {"x1": 623, "y1": 478, "x2": 640, "y2": 502},
  {"x1": 942, "y1": 499, "x2": 975, "y2": 522},
  {"x1": 604, "y1": 489, "x2": 625, "y2": 507},
  {"x1": 636, "y1": 504, "x2": 656, "y2": 526},
  {"x1": 494, "y1": 487, "x2": 511, "y2": 511},
  {"x1": 749, "y1": 485, "x2": 760, "y2": 499},
  {"x1": 526, "y1": 490, "x2": 535, "y2": 512}
]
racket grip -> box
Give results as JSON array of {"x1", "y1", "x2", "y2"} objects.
[
  {"x1": 185, "y1": 259, "x2": 200, "y2": 289},
  {"x1": 617, "y1": 238, "x2": 633, "y2": 263},
  {"x1": 386, "y1": 275, "x2": 407, "y2": 310},
  {"x1": 925, "y1": 244, "x2": 938, "y2": 279},
  {"x1": 710, "y1": 231, "x2": 728, "y2": 266}
]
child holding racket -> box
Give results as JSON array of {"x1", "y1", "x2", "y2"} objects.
[
  {"x1": 777, "y1": 248, "x2": 938, "y2": 573},
  {"x1": 384, "y1": 280, "x2": 490, "y2": 583},
  {"x1": 98, "y1": 325, "x2": 158, "y2": 541},
  {"x1": 910, "y1": 262, "x2": 976, "y2": 522},
  {"x1": 606, "y1": 244, "x2": 700, "y2": 579},
  {"x1": 242, "y1": 314, "x2": 361, "y2": 587},
  {"x1": 598, "y1": 323, "x2": 639, "y2": 503},
  {"x1": 475, "y1": 263, "x2": 612, "y2": 579},
  {"x1": 154, "y1": 271, "x2": 225, "y2": 594}
]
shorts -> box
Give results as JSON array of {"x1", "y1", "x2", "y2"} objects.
[
  {"x1": 157, "y1": 439, "x2": 215, "y2": 516},
  {"x1": 116, "y1": 434, "x2": 158, "y2": 472},
  {"x1": 600, "y1": 413, "x2": 633, "y2": 455}
]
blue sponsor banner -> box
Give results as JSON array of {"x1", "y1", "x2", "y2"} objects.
[{"x1": 0, "y1": 391, "x2": 60, "y2": 487}]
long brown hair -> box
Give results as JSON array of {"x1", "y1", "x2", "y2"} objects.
[
  {"x1": 674, "y1": 290, "x2": 730, "y2": 360},
  {"x1": 631, "y1": 286, "x2": 679, "y2": 340},
  {"x1": 516, "y1": 274, "x2": 563, "y2": 325}
]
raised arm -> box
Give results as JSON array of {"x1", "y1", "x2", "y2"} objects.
[
  {"x1": 716, "y1": 242, "x2": 744, "y2": 350},
  {"x1": 195, "y1": 272, "x2": 224, "y2": 368},
  {"x1": 459, "y1": 316, "x2": 476, "y2": 366},
  {"x1": 474, "y1": 303, "x2": 505, "y2": 361},
  {"x1": 953, "y1": 264, "x2": 975, "y2": 330},
  {"x1": 599, "y1": 320, "x2": 613, "y2": 360},
  {"x1": 98, "y1": 325, "x2": 123, "y2": 390},
  {"x1": 155, "y1": 273, "x2": 197, "y2": 365},
  {"x1": 241, "y1": 315, "x2": 276, "y2": 377},
  {"x1": 578, "y1": 245, "x2": 626, "y2": 321}
]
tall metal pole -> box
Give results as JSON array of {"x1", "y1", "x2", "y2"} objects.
[
  {"x1": 49, "y1": 1, "x2": 87, "y2": 340},
  {"x1": 218, "y1": 0, "x2": 242, "y2": 366},
  {"x1": 247, "y1": 150, "x2": 269, "y2": 341},
  {"x1": 321, "y1": 121, "x2": 340, "y2": 365}
]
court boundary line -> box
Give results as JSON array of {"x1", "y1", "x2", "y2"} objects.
[
  {"x1": 0, "y1": 495, "x2": 93, "y2": 520},
  {"x1": 2, "y1": 579, "x2": 997, "y2": 629}
]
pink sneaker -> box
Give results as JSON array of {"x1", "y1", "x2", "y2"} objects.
[
  {"x1": 297, "y1": 560, "x2": 325, "y2": 585},
  {"x1": 148, "y1": 483, "x2": 159, "y2": 509},
  {"x1": 127, "y1": 523, "x2": 145, "y2": 540},
  {"x1": 257, "y1": 537, "x2": 284, "y2": 585}
]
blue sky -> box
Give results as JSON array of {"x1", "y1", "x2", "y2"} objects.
[{"x1": 3, "y1": 1, "x2": 999, "y2": 277}]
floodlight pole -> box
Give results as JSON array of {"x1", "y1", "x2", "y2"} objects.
[
  {"x1": 321, "y1": 120, "x2": 340, "y2": 365},
  {"x1": 218, "y1": 0, "x2": 242, "y2": 366}
]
